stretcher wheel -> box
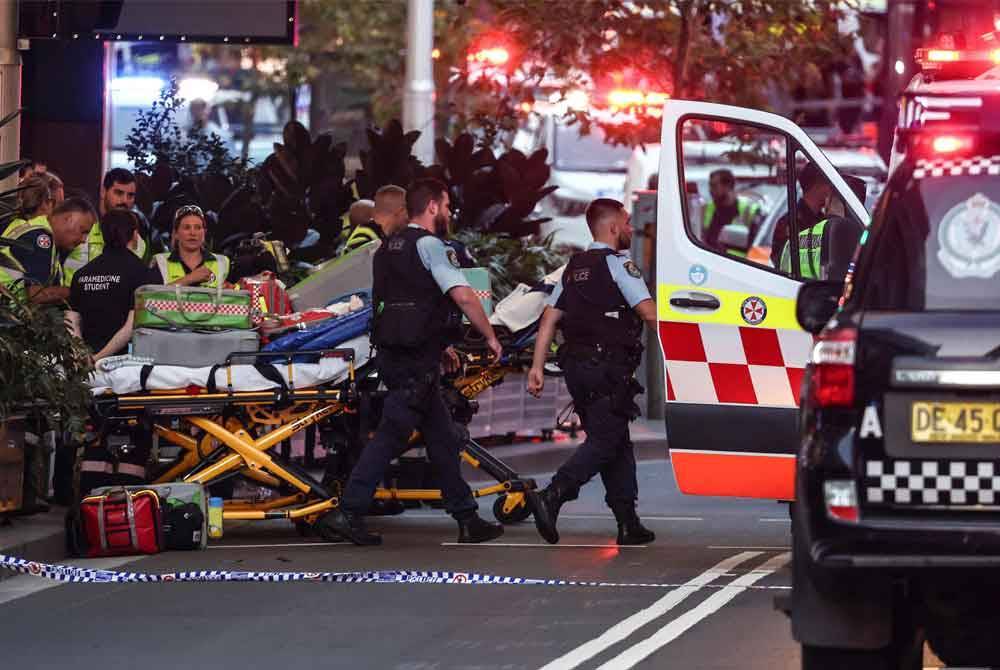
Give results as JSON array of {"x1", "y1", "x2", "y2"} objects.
[
  {"x1": 493, "y1": 494, "x2": 531, "y2": 524},
  {"x1": 295, "y1": 521, "x2": 315, "y2": 537}
]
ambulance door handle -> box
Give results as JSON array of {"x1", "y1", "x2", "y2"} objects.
[{"x1": 670, "y1": 295, "x2": 720, "y2": 310}]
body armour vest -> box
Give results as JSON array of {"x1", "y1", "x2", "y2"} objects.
[
  {"x1": 560, "y1": 248, "x2": 642, "y2": 350},
  {"x1": 372, "y1": 227, "x2": 462, "y2": 353}
]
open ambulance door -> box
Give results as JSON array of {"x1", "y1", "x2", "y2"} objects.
[{"x1": 655, "y1": 101, "x2": 868, "y2": 500}]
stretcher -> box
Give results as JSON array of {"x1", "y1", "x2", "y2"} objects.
[{"x1": 87, "y1": 328, "x2": 554, "y2": 535}]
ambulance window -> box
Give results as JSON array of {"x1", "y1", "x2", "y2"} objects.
[{"x1": 679, "y1": 118, "x2": 785, "y2": 273}]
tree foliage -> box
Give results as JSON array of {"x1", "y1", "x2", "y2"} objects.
[
  {"x1": 0, "y1": 288, "x2": 93, "y2": 431},
  {"x1": 459, "y1": 0, "x2": 857, "y2": 146}
]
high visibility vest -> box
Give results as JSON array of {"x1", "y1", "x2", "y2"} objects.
[
  {"x1": 153, "y1": 252, "x2": 230, "y2": 288},
  {"x1": 0, "y1": 259, "x2": 25, "y2": 298},
  {"x1": 342, "y1": 221, "x2": 383, "y2": 255},
  {"x1": 63, "y1": 221, "x2": 148, "y2": 287},
  {"x1": 702, "y1": 197, "x2": 760, "y2": 258},
  {"x1": 779, "y1": 219, "x2": 827, "y2": 280},
  {"x1": 0, "y1": 215, "x2": 61, "y2": 288}
]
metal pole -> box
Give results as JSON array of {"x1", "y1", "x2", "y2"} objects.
[
  {"x1": 0, "y1": 0, "x2": 20, "y2": 191},
  {"x1": 878, "y1": 0, "x2": 916, "y2": 164},
  {"x1": 404, "y1": 0, "x2": 435, "y2": 165}
]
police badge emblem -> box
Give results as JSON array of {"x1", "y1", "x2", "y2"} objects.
[
  {"x1": 446, "y1": 248, "x2": 461, "y2": 268},
  {"x1": 36, "y1": 234, "x2": 51, "y2": 249},
  {"x1": 623, "y1": 260, "x2": 642, "y2": 278},
  {"x1": 937, "y1": 193, "x2": 1000, "y2": 279}
]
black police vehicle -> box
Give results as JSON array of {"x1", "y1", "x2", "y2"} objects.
[{"x1": 789, "y1": 42, "x2": 1000, "y2": 670}]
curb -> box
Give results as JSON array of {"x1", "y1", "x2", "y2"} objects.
[{"x1": 0, "y1": 508, "x2": 67, "y2": 583}]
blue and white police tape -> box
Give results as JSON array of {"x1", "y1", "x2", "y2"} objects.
[{"x1": 0, "y1": 552, "x2": 791, "y2": 590}]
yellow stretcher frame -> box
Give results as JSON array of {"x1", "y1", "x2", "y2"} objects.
[{"x1": 93, "y1": 346, "x2": 543, "y2": 531}]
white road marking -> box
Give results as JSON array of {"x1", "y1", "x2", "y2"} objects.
[
  {"x1": 206, "y1": 542, "x2": 346, "y2": 549},
  {"x1": 560, "y1": 515, "x2": 703, "y2": 522},
  {"x1": 595, "y1": 552, "x2": 791, "y2": 670},
  {"x1": 0, "y1": 555, "x2": 146, "y2": 606},
  {"x1": 759, "y1": 518, "x2": 790, "y2": 523},
  {"x1": 405, "y1": 513, "x2": 704, "y2": 522},
  {"x1": 536, "y1": 551, "x2": 762, "y2": 670},
  {"x1": 708, "y1": 545, "x2": 791, "y2": 550},
  {"x1": 441, "y1": 542, "x2": 649, "y2": 549}
]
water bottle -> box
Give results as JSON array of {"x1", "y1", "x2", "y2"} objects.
[{"x1": 208, "y1": 496, "x2": 224, "y2": 539}]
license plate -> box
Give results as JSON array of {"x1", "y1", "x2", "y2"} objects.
[{"x1": 911, "y1": 402, "x2": 1000, "y2": 443}]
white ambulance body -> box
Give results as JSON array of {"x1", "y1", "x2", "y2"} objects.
[{"x1": 654, "y1": 101, "x2": 868, "y2": 499}]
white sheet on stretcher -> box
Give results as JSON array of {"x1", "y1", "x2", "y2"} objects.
[
  {"x1": 89, "y1": 335, "x2": 371, "y2": 395},
  {"x1": 489, "y1": 264, "x2": 566, "y2": 333}
]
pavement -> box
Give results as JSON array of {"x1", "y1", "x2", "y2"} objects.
[{"x1": 0, "y1": 421, "x2": 947, "y2": 668}]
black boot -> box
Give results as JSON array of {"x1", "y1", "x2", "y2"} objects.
[
  {"x1": 528, "y1": 481, "x2": 574, "y2": 545},
  {"x1": 611, "y1": 503, "x2": 655, "y2": 545},
  {"x1": 317, "y1": 507, "x2": 382, "y2": 546},
  {"x1": 455, "y1": 511, "x2": 504, "y2": 543}
]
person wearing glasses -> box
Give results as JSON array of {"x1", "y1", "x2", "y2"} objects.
[{"x1": 151, "y1": 205, "x2": 230, "y2": 288}]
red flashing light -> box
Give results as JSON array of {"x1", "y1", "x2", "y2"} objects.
[
  {"x1": 469, "y1": 47, "x2": 510, "y2": 66},
  {"x1": 932, "y1": 135, "x2": 974, "y2": 154},
  {"x1": 926, "y1": 49, "x2": 960, "y2": 62},
  {"x1": 606, "y1": 89, "x2": 670, "y2": 114}
]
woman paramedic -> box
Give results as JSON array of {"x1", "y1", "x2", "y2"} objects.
[{"x1": 150, "y1": 205, "x2": 231, "y2": 287}]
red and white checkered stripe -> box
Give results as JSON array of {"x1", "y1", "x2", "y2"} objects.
[
  {"x1": 144, "y1": 299, "x2": 250, "y2": 317},
  {"x1": 660, "y1": 321, "x2": 813, "y2": 407},
  {"x1": 473, "y1": 289, "x2": 492, "y2": 300}
]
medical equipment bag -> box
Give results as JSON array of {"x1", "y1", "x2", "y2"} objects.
[
  {"x1": 131, "y1": 327, "x2": 259, "y2": 367},
  {"x1": 134, "y1": 284, "x2": 253, "y2": 331},
  {"x1": 81, "y1": 487, "x2": 163, "y2": 558}
]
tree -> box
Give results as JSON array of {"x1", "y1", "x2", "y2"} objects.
[{"x1": 457, "y1": 0, "x2": 857, "y2": 146}]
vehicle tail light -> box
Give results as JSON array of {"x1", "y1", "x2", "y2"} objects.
[
  {"x1": 824, "y1": 480, "x2": 859, "y2": 523},
  {"x1": 810, "y1": 327, "x2": 856, "y2": 408}
]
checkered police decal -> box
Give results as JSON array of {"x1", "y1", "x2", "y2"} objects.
[
  {"x1": 912, "y1": 155, "x2": 1000, "y2": 180},
  {"x1": 864, "y1": 460, "x2": 1000, "y2": 506}
]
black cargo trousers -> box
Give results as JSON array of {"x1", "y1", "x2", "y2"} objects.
[
  {"x1": 551, "y1": 354, "x2": 643, "y2": 506},
  {"x1": 340, "y1": 348, "x2": 477, "y2": 517}
]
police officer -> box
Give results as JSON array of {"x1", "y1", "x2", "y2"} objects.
[
  {"x1": 703, "y1": 169, "x2": 763, "y2": 256},
  {"x1": 341, "y1": 186, "x2": 408, "y2": 255},
  {"x1": 151, "y1": 205, "x2": 230, "y2": 287},
  {"x1": 321, "y1": 178, "x2": 504, "y2": 546},
  {"x1": 0, "y1": 195, "x2": 95, "y2": 304},
  {"x1": 526, "y1": 198, "x2": 658, "y2": 545},
  {"x1": 63, "y1": 168, "x2": 148, "y2": 286}
]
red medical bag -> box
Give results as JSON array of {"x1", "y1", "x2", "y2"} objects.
[{"x1": 80, "y1": 487, "x2": 163, "y2": 558}]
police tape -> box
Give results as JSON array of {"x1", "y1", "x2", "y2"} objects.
[{"x1": 0, "y1": 552, "x2": 791, "y2": 590}]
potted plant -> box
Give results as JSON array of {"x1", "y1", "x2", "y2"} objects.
[{"x1": 0, "y1": 284, "x2": 93, "y2": 515}]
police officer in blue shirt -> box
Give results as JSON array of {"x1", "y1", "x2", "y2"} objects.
[
  {"x1": 526, "y1": 198, "x2": 659, "y2": 545},
  {"x1": 320, "y1": 178, "x2": 505, "y2": 546}
]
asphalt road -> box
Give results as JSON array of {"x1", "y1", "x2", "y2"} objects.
[{"x1": 0, "y1": 456, "x2": 940, "y2": 669}]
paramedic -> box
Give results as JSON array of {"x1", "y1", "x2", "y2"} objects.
[
  {"x1": 63, "y1": 168, "x2": 147, "y2": 286},
  {"x1": 526, "y1": 198, "x2": 657, "y2": 546},
  {"x1": 151, "y1": 205, "x2": 230, "y2": 288},
  {"x1": 341, "y1": 186, "x2": 409, "y2": 254},
  {"x1": 322, "y1": 178, "x2": 505, "y2": 546},
  {"x1": 66, "y1": 210, "x2": 159, "y2": 360},
  {"x1": 770, "y1": 162, "x2": 830, "y2": 268},
  {"x1": 0, "y1": 194, "x2": 95, "y2": 304},
  {"x1": 703, "y1": 169, "x2": 763, "y2": 255},
  {"x1": 778, "y1": 175, "x2": 866, "y2": 281}
]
